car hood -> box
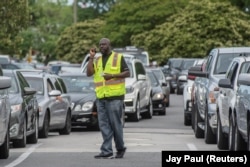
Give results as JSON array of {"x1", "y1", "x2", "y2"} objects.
[
  {"x1": 69, "y1": 93, "x2": 96, "y2": 103},
  {"x1": 125, "y1": 78, "x2": 136, "y2": 87},
  {"x1": 9, "y1": 94, "x2": 22, "y2": 105},
  {"x1": 152, "y1": 85, "x2": 163, "y2": 95}
]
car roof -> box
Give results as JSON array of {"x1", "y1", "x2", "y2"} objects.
[{"x1": 215, "y1": 47, "x2": 250, "y2": 54}]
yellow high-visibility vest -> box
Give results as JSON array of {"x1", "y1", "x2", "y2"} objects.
[{"x1": 93, "y1": 52, "x2": 125, "y2": 99}]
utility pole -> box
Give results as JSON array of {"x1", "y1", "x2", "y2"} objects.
[{"x1": 73, "y1": 0, "x2": 77, "y2": 23}]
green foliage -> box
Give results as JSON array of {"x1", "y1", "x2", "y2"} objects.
[
  {"x1": 0, "y1": 0, "x2": 29, "y2": 55},
  {"x1": 131, "y1": 0, "x2": 250, "y2": 65},
  {"x1": 103, "y1": 0, "x2": 188, "y2": 47},
  {"x1": 17, "y1": 0, "x2": 73, "y2": 62},
  {"x1": 55, "y1": 19, "x2": 105, "y2": 63}
]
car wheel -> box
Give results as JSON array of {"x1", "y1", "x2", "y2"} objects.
[
  {"x1": 204, "y1": 105, "x2": 216, "y2": 144},
  {"x1": 13, "y1": 116, "x2": 27, "y2": 148},
  {"x1": 166, "y1": 94, "x2": 170, "y2": 107},
  {"x1": 0, "y1": 127, "x2": 9, "y2": 159},
  {"x1": 59, "y1": 110, "x2": 71, "y2": 135},
  {"x1": 228, "y1": 114, "x2": 235, "y2": 151},
  {"x1": 194, "y1": 103, "x2": 204, "y2": 138},
  {"x1": 217, "y1": 113, "x2": 228, "y2": 150},
  {"x1": 234, "y1": 121, "x2": 246, "y2": 151},
  {"x1": 27, "y1": 113, "x2": 39, "y2": 144},
  {"x1": 184, "y1": 109, "x2": 191, "y2": 126},
  {"x1": 248, "y1": 121, "x2": 250, "y2": 151},
  {"x1": 141, "y1": 97, "x2": 153, "y2": 119},
  {"x1": 39, "y1": 111, "x2": 50, "y2": 138},
  {"x1": 130, "y1": 97, "x2": 140, "y2": 122}
]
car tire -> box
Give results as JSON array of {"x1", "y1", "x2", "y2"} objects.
[
  {"x1": 166, "y1": 95, "x2": 170, "y2": 107},
  {"x1": 184, "y1": 110, "x2": 191, "y2": 126},
  {"x1": 204, "y1": 105, "x2": 216, "y2": 144},
  {"x1": 141, "y1": 98, "x2": 153, "y2": 119},
  {"x1": 194, "y1": 103, "x2": 204, "y2": 138},
  {"x1": 130, "y1": 97, "x2": 140, "y2": 122},
  {"x1": 234, "y1": 121, "x2": 246, "y2": 151},
  {"x1": 59, "y1": 110, "x2": 71, "y2": 135},
  {"x1": 228, "y1": 114, "x2": 235, "y2": 151},
  {"x1": 27, "y1": 113, "x2": 39, "y2": 144},
  {"x1": 39, "y1": 111, "x2": 50, "y2": 138},
  {"x1": 13, "y1": 117, "x2": 27, "y2": 148},
  {"x1": 217, "y1": 113, "x2": 228, "y2": 150},
  {"x1": 0, "y1": 127, "x2": 9, "y2": 159}
]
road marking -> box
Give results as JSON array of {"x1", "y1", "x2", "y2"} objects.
[
  {"x1": 5, "y1": 143, "x2": 42, "y2": 167},
  {"x1": 187, "y1": 143, "x2": 197, "y2": 150}
]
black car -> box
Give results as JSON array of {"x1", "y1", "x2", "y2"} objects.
[
  {"x1": 59, "y1": 73, "x2": 99, "y2": 130},
  {"x1": 146, "y1": 69, "x2": 166, "y2": 115},
  {"x1": 3, "y1": 70, "x2": 39, "y2": 148}
]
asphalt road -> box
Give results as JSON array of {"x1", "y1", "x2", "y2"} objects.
[{"x1": 0, "y1": 94, "x2": 218, "y2": 167}]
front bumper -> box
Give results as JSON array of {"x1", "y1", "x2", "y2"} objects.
[
  {"x1": 152, "y1": 99, "x2": 165, "y2": 112},
  {"x1": 124, "y1": 94, "x2": 136, "y2": 114},
  {"x1": 71, "y1": 112, "x2": 98, "y2": 127},
  {"x1": 184, "y1": 100, "x2": 192, "y2": 119},
  {"x1": 9, "y1": 111, "x2": 24, "y2": 139},
  {"x1": 208, "y1": 103, "x2": 217, "y2": 133}
]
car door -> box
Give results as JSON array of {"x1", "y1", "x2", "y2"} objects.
[
  {"x1": 135, "y1": 61, "x2": 148, "y2": 108},
  {"x1": 220, "y1": 62, "x2": 238, "y2": 127},
  {"x1": 17, "y1": 72, "x2": 37, "y2": 132},
  {"x1": 49, "y1": 77, "x2": 68, "y2": 126}
]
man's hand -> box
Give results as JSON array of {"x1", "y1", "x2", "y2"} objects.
[
  {"x1": 102, "y1": 73, "x2": 113, "y2": 80},
  {"x1": 89, "y1": 48, "x2": 96, "y2": 58}
]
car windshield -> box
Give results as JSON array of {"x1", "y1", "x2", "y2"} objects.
[
  {"x1": 61, "y1": 76, "x2": 95, "y2": 93},
  {"x1": 9, "y1": 77, "x2": 19, "y2": 94},
  {"x1": 147, "y1": 71, "x2": 159, "y2": 86},
  {"x1": 25, "y1": 77, "x2": 44, "y2": 95},
  {"x1": 151, "y1": 69, "x2": 164, "y2": 81},
  {"x1": 214, "y1": 53, "x2": 240, "y2": 74},
  {"x1": 181, "y1": 60, "x2": 196, "y2": 70},
  {"x1": 167, "y1": 59, "x2": 183, "y2": 69}
]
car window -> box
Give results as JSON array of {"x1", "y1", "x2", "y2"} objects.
[
  {"x1": 57, "y1": 77, "x2": 67, "y2": 93},
  {"x1": 61, "y1": 76, "x2": 95, "y2": 93},
  {"x1": 135, "y1": 62, "x2": 145, "y2": 77},
  {"x1": 239, "y1": 62, "x2": 250, "y2": 74},
  {"x1": 25, "y1": 77, "x2": 44, "y2": 95},
  {"x1": 16, "y1": 71, "x2": 30, "y2": 88},
  {"x1": 47, "y1": 79, "x2": 54, "y2": 92},
  {"x1": 214, "y1": 53, "x2": 239, "y2": 74},
  {"x1": 50, "y1": 77, "x2": 63, "y2": 93}
]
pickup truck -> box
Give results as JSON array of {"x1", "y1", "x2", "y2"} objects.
[{"x1": 188, "y1": 47, "x2": 250, "y2": 144}]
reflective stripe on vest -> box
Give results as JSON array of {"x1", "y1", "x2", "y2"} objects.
[{"x1": 94, "y1": 78, "x2": 125, "y2": 87}]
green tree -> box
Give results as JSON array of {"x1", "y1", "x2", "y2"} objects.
[
  {"x1": 18, "y1": 0, "x2": 73, "y2": 62},
  {"x1": 55, "y1": 18, "x2": 105, "y2": 63},
  {"x1": 0, "y1": 0, "x2": 29, "y2": 55},
  {"x1": 103, "y1": 0, "x2": 188, "y2": 47},
  {"x1": 131, "y1": 0, "x2": 250, "y2": 65}
]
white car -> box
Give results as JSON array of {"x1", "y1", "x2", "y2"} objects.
[
  {"x1": 183, "y1": 59, "x2": 205, "y2": 126},
  {"x1": 124, "y1": 59, "x2": 153, "y2": 122}
]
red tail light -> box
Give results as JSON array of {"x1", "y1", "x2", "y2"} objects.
[{"x1": 188, "y1": 75, "x2": 196, "y2": 80}]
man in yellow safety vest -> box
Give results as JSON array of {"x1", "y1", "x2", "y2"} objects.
[{"x1": 86, "y1": 38, "x2": 130, "y2": 159}]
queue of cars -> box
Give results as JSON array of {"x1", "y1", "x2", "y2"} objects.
[
  {"x1": 185, "y1": 47, "x2": 250, "y2": 151},
  {"x1": 0, "y1": 47, "x2": 171, "y2": 159}
]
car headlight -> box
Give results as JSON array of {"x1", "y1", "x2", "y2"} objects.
[
  {"x1": 71, "y1": 102, "x2": 75, "y2": 110},
  {"x1": 126, "y1": 86, "x2": 134, "y2": 94},
  {"x1": 74, "y1": 101, "x2": 94, "y2": 112},
  {"x1": 152, "y1": 93, "x2": 164, "y2": 100},
  {"x1": 11, "y1": 104, "x2": 22, "y2": 113}
]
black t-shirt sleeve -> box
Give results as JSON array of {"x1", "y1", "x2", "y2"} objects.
[{"x1": 120, "y1": 55, "x2": 129, "y2": 72}]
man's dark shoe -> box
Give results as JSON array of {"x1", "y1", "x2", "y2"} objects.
[
  {"x1": 94, "y1": 153, "x2": 114, "y2": 159},
  {"x1": 115, "y1": 147, "x2": 126, "y2": 158}
]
